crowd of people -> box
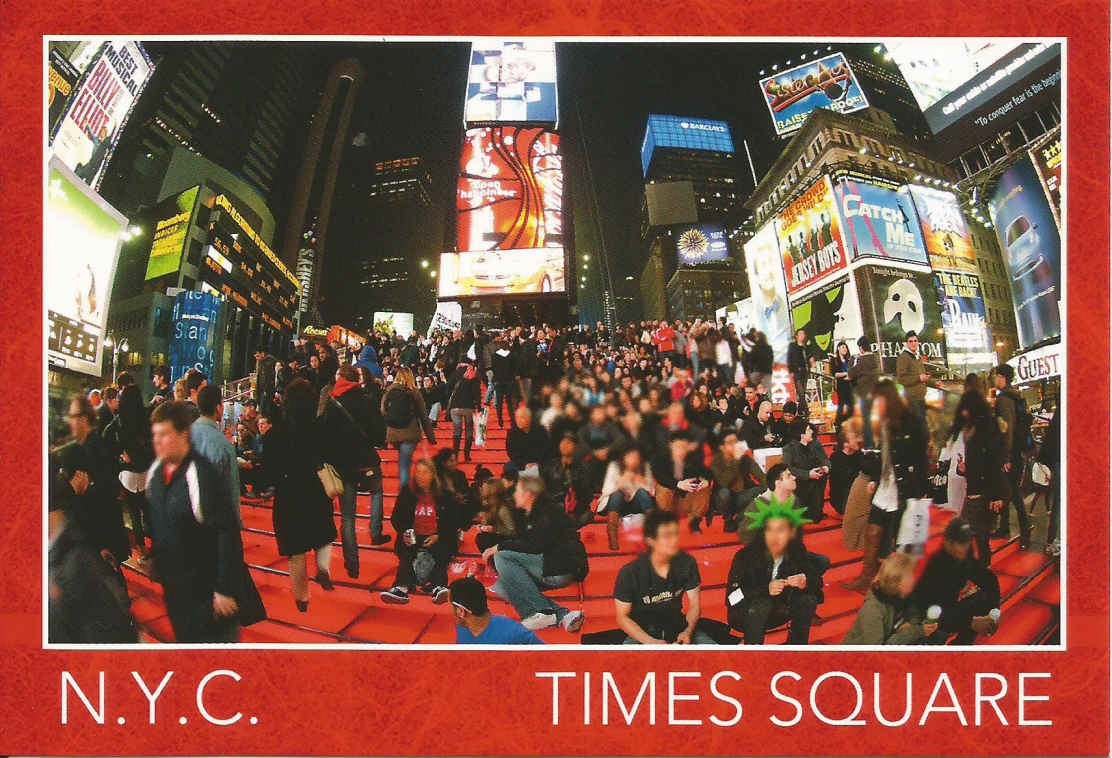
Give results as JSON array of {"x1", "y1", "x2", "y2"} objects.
[{"x1": 48, "y1": 316, "x2": 1060, "y2": 647}]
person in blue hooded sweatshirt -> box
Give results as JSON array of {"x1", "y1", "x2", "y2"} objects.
[{"x1": 355, "y1": 341, "x2": 383, "y2": 381}]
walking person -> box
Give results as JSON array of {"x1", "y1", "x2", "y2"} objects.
[
  {"x1": 992, "y1": 364, "x2": 1034, "y2": 549},
  {"x1": 787, "y1": 329, "x2": 813, "y2": 418},
  {"x1": 382, "y1": 367, "x2": 436, "y2": 491},
  {"x1": 447, "y1": 362, "x2": 481, "y2": 462},
  {"x1": 829, "y1": 341, "x2": 855, "y2": 428},
  {"x1": 868, "y1": 379, "x2": 930, "y2": 555},
  {"x1": 896, "y1": 331, "x2": 931, "y2": 419},
  {"x1": 946, "y1": 389, "x2": 1008, "y2": 566},
  {"x1": 848, "y1": 336, "x2": 881, "y2": 448},
  {"x1": 113, "y1": 371, "x2": 154, "y2": 559}
]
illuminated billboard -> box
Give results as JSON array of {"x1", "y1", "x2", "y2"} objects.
[
  {"x1": 46, "y1": 157, "x2": 126, "y2": 377},
  {"x1": 743, "y1": 221, "x2": 791, "y2": 363},
  {"x1": 759, "y1": 53, "x2": 868, "y2": 137},
  {"x1": 833, "y1": 176, "x2": 929, "y2": 266},
  {"x1": 906, "y1": 185, "x2": 978, "y2": 273},
  {"x1": 48, "y1": 48, "x2": 81, "y2": 134},
  {"x1": 775, "y1": 176, "x2": 847, "y2": 295},
  {"x1": 934, "y1": 271, "x2": 994, "y2": 369},
  {"x1": 1030, "y1": 136, "x2": 1062, "y2": 224},
  {"x1": 439, "y1": 248, "x2": 566, "y2": 298},
  {"x1": 50, "y1": 40, "x2": 154, "y2": 190},
  {"x1": 673, "y1": 224, "x2": 730, "y2": 266},
  {"x1": 373, "y1": 312, "x2": 415, "y2": 338},
  {"x1": 169, "y1": 290, "x2": 223, "y2": 383},
  {"x1": 789, "y1": 275, "x2": 863, "y2": 357},
  {"x1": 457, "y1": 126, "x2": 562, "y2": 251},
  {"x1": 464, "y1": 40, "x2": 558, "y2": 126},
  {"x1": 855, "y1": 265, "x2": 945, "y2": 370},
  {"x1": 989, "y1": 156, "x2": 1062, "y2": 350},
  {"x1": 641, "y1": 115, "x2": 735, "y2": 175},
  {"x1": 144, "y1": 185, "x2": 199, "y2": 280}
]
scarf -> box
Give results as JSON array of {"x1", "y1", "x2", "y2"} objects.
[{"x1": 331, "y1": 376, "x2": 361, "y2": 398}]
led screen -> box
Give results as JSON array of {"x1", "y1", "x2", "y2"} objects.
[
  {"x1": 144, "y1": 185, "x2": 199, "y2": 280},
  {"x1": 759, "y1": 53, "x2": 868, "y2": 137},
  {"x1": 464, "y1": 40, "x2": 557, "y2": 126},
  {"x1": 168, "y1": 290, "x2": 223, "y2": 383},
  {"x1": 673, "y1": 223, "x2": 730, "y2": 266},
  {"x1": 641, "y1": 115, "x2": 734, "y2": 175},
  {"x1": 439, "y1": 248, "x2": 566, "y2": 298},
  {"x1": 373, "y1": 312, "x2": 415, "y2": 337}
]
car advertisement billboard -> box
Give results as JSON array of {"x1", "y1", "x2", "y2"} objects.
[
  {"x1": 640, "y1": 115, "x2": 735, "y2": 175},
  {"x1": 457, "y1": 126, "x2": 562, "y2": 251},
  {"x1": 989, "y1": 155, "x2": 1062, "y2": 350},
  {"x1": 168, "y1": 290, "x2": 223, "y2": 383},
  {"x1": 855, "y1": 264, "x2": 945, "y2": 370},
  {"x1": 775, "y1": 176, "x2": 847, "y2": 296},
  {"x1": 48, "y1": 48, "x2": 81, "y2": 134},
  {"x1": 438, "y1": 248, "x2": 566, "y2": 298},
  {"x1": 743, "y1": 221, "x2": 791, "y2": 364},
  {"x1": 759, "y1": 52, "x2": 869, "y2": 137},
  {"x1": 833, "y1": 176, "x2": 930, "y2": 265},
  {"x1": 934, "y1": 271, "x2": 995, "y2": 369},
  {"x1": 49, "y1": 40, "x2": 153, "y2": 190},
  {"x1": 373, "y1": 312, "x2": 415, "y2": 338},
  {"x1": 464, "y1": 40, "x2": 558, "y2": 126},
  {"x1": 673, "y1": 223, "x2": 731, "y2": 266},
  {"x1": 1030, "y1": 135, "x2": 1062, "y2": 226},
  {"x1": 144, "y1": 185, "x2": 199, "y2": 280},
  {"x1": 45, "y1": 157, "x2": 126, "y2": 377},
  {"x1": 789, "y1": 275, "x2": 863, "y2": 358},
  {"x1": 906, "y1": 184, "x2": 978, "y2": 272}
]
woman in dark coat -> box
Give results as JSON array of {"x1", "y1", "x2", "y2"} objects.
[
  {"x1": 265, "y1": 378, "x2": 338, "y2": 612},
  {"x1": 829, "y1": 341, "x2": 855, "y2": 427},
  {"x1": 946, "y1": 389, "x2": 1009, "y2": 566},
  {"x1": 115, "y1": 372, "x2": 154, "y2": 558}
]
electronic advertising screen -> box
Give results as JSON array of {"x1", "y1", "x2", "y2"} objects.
[
  {"x1": 759, "y1": 52, "x2": 868, "y2": 137},
  {"x1": 464, "y1": 39, "x2": 558, "y2": 126},
  {"x1": 715, "y1": 298, "x2": 756, "y2": 338},
  {"x1": 789, "y1": 275, "x2": 864, "y2": 358},
  {"x1": 989, "y1": 155, "x2": 1062, "y2": 350},
  {"x1": 47, "y1": 48, "x2": 81, "y2": 135},
  {"x1": 743, "y1": 221, "x2": 791, "y2": 363},
  {"x1": 775, "y1": 176, "x2": 847, "y2": 296},
  {"x1": 144, "y1": 185, "x2": 199, "y2": 280},
  {"x1": 855, "y1": 264, "x2": 945, "y2": 369},
  {"x1": 45, "y1": 157, "x2": 126, "y2": 377},
  {"x1": 438, "y1": 248, "x2": 566, "y2": 298},
  {"x1": 373, "y1": 312, "x2": 415, "y2": 337},
  {"x1": 906, "y1": 184, "x2": 978, "y2": 273},
  {"x1": 673, "y1": 223, "x2": 730, "y2": 267},
  {"x1": 934, "y1": 270, "x2": 995, "y2": 369},
  {"x1": 49, "y1": 40, "x2": 153, "y2": 190},
  {"x1": 833, "y1": 175, "x2": 930, "y2": 266},
  {"x1": 457, "y1": 126, "x2": 562, "y2": 251},
  {"x1": 168, "y1": 290, "x2": 223, "y2": 383},
  {"x1": 640, "y1": 115, "x2": 734, "y2": 175},
  {"x1": 1030, "y1": 136, "x2": 1062, "y2": 225}
]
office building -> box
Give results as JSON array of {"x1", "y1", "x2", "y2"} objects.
[{"x1": 367, "y1": 156, "x2": 432, "y2": 207}]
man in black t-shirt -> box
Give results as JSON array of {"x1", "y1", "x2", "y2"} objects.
[{"x1": 613, "y1": 511, "x2": 716, "y2": 644}]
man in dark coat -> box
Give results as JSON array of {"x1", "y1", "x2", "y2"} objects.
[
  {"x1": 253, "y1": 346, "x2": 278, "y2": 416},
  {"x1": 782, "y1": 423, "x2": 831, "y2": 522}
]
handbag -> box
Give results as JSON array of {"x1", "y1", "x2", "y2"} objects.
[
  {"x1": 1031, "y1": 461, "x2": 1052, "y2": 487},
  {"x1": 317, "y1": 462, "x2": 345, "y2": 499}
]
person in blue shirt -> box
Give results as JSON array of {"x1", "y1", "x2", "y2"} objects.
[
  {"x1": 190, "y1": 384, "x2": 242, "y2": 525},
  {"x1": 450, "y1": 576, "x2": 543, "y2": 645}
]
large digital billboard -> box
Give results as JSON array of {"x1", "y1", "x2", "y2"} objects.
[
  {"x1": 855, "y1": 265, "x2": 945, "y2": 370},
  {"x1": 144, "y1": 185, "x2": 199, "y2": 280},
  {"x1": 168, "y1": 290, "x2": 223, "y2": 383},
  {"x1": 46, "y1": 157, "x2": 126, "y2": 377},
  {"x1": 759, "y1": 53, "x2": 868, "y2": 137},
  {"x1": 833, "y1": 176, "x2": 930, "y2": 265},
  {"x1": 906, "y1": 185, "x2": 978, "y2": 273},
  {"x1": 457, "y1": 127, "x2": 562, "y2": 251},
  {"x1": 775, "y1": 176, "x2": 847, "y2": 295},
  {"x1": 673, "y1": 223, "x2": 730, "y2": 266},
  {"x1": 934, "y1": 271, "x2": 994, "y2": 369},
  {"x1": 464, "y1": 40, "x2": 558, "y2": 126},
  {"x1": 438, "y1": 248, "x2": 566, "y2": 298},
  {"x1": 789, "y1": 275, "x2": 863, "y2": 358},
  {"x1": 373, "y1": 312, "x2": 415, "y2": 338},
  {"x1": 641, "y1": 115, "x2": 735, "y2": 175},
  {"x1": 743, "y1": 221, "x2": 791, "y2": 363},
  {"x1": 989, "y1": 155, "x2": 1062, "y2": 350},
  {"x1": 50, "y1": 40, "x2": 153, "y2": 190}
]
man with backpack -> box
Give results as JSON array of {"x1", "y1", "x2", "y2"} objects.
[{"x1": 993, "y1": 364, "x2": 1033, "y2": 549}]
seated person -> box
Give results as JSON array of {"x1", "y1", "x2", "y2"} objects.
[
  {"x1": 912, "y1": 517, "x2": 1002, "y2": 644},
  {"x1": 650, "y1": 430, "x2": 713, "y2": 534},
  {"x1": 434, "y1": 447, "x2": 479, "y2": 525},
  {"x1": 828, "y1": 418, "x2": 865, "y2": 515},
  {"x1": 542, "y1": 431, "x2": 595, "y2": 527},
  {"x1": 576, "y1": 404, "x2": 622, "y2": 491},
  {"x1": 738, "y1": 384, "x2": 767, "y2": 422},
  {"x1": 842, "y1": 552, "x2": 936, "y2": 644},
  {"x1": 598, "y1": 445, "x2": 657, "y2": 550},
  {"x1": 450, "y1": 576, "x2": 542, "y2": 645},
  {"x1": 782, "y1": 423, "x2": 830, "y2": 522},
  {"x1": 709, "y1": 430, "x2": 767, "y2": 533},
  {"x1": 726, "y1": 473, "x2": 822, "y2": 644},
  {"x1": 660, "y1": 401, "x2": 706, "y2": 446},
  {"x1": 772, "y1": 401, "x2": 805, "y2": 445},
  {"x1": 506, "y1": 406, "x2": 551, "y2": 478},
  {"x1": 482, "y1": 474, "x2": 587, "y2": 633},
  {"x1": 476, "y1": 477, "x2": 519, "y2": 553},
  {"x1": 614, "y1": 510, "x2": 715, "y2": 645},
  {"x1": 741, "y1": 401, "x2": 780, "y2": 451}
]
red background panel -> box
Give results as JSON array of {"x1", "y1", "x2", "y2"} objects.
[{"x1": 0, "y1": 1, "x2": 1107, "y2": 755}]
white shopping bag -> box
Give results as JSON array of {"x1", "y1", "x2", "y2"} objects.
[
  {"x1": 896, "y1": 497, "x2": 932, "y2": 548},
  {"x1": 473, "y1": 407, "x2": 488, "y2": 448}
]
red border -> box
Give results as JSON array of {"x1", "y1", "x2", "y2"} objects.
[{"x1": 1, "y1": 2, "x2": 1107, "y2": 755}]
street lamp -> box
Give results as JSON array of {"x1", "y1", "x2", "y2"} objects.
[
  {"x1": 105, "y1": 332, "x2": 129, "y2": 384},
  {"x1": 420, "y1": 259, "x2": 429, "y2": 269}
]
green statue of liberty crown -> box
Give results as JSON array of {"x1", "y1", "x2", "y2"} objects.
[{"x1": 744, "y1": 498, "x2": 813, "y2": 531}]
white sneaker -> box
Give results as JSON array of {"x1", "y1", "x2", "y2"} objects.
[
  {"x1": 561, "y1": 610, "x2": 585, "y2": 633},
  {"x1": 521, "y1": 612, "x2": 558, "y2": 631},
  {"x1": 431, "y1": 586, "x2": 450, "y2": 604}
]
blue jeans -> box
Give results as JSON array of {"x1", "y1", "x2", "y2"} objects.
[
  {"x1": 368, "y1": 486, "x2": 384, "y2": 541},
  {"x1": 483, "y1": 370, "x2": 495, "y2": 404},
  {"x1": 600, "y1": 488, "x2": 654, "y2": 516},
  {"x1": 428, "y1": 402, "x2": 441, "y2": 422},
  {"x1": 491, "y1": 549, "x2": 573, "y2": 621},
  {"x1": 396, "y1": 441, "x2": 416, "y2": 491},
  {"x1": 339, "y1": 478, "x2": 359, "y2": 572}
]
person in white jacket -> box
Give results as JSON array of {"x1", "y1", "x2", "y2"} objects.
[{"x1": 598, "y1": 445, "x2": 656, "y2": 550}]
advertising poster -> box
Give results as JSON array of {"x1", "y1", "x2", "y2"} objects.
[
  {"x1": 855, "y1": 264, "x2": 945, "y2": 369},
  {"x1": 144, "y1": 185, "x2": 199, "y2": 280},
  {"x1": 906, "y1": 184, "x2": 978, "y2": 272},
  {"x1": 464, "y1": 39, "x2": 558, "y2": 125},
  {"x1": 989, "y1": 155, "x2": 1062, "y2": 350},
  {"x1": 1030, "y1": 135, "x2": 1062, "y2": 225},
  {"x1": 789, "y1": 275, "x2": 863, "y2": 357},
  {"x1": 673, "y1": 223, "x2": 730, "y2": 266},
  {"x1": 373, "y1": 311, "x2": 415, "y2": 337},
  {"x1": 45, "y1": 157, "x2": 126, "y2": 377},
  {"x1": 743, "y1": 221, "x2": 791, "y2": 363},
  {"x1": 427, "y1": 300, "x2": 463, "y2": 337},
  {"x1": 457, "y1": 126, "x2": 562, "y2": 251},
  {"x1": 47, "y1": 48, "x2": 81, "y2": 134},
  {"x1": 775, "y1": 175, "x2": 847, "y2": 295},
  {"x1": 715, "y1": 297, "x2": 755, "y2": 337},
  {"x1": 49, "y1": 40, "x2": 153, "y2": 189},
  {"x1": 934, "y1": 270, "x2": 995, "y2": 369},
  {"x1": 439, "y1": 248, "x2": 566, "y2": 297},
  {"x1": 168, "y1": 290, "x2": 223, "y2": 383},
  {"x1": 758, "y1": 52, "x2": 869, "y2": 136},
  {"x1": 833, "y1": 176, "x2": 930, "y2": 265}
]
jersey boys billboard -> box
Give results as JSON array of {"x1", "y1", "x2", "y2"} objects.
[
  {"x1": 775, "y1": 176, "x2": 847, "y2": 296},
  {"x1": 759, "y1": 52, "x2": 868, "y2": 136},
  {"x1": 833, "y1": 176, "x2": 930, "y2": 266},
  {"x1": 906, "y1": 184, "x2": 978, "y2": 273},
  {"x1": 457, "y1": 127, "x2": 563, "y2": 252},
  {"x1": 464, "y1": 39, "x2": 558, "y2": 126}
]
